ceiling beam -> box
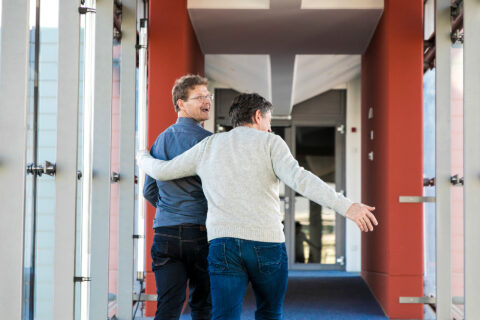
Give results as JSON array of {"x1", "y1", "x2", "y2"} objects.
[{"x1": 270, "y1": 54, "x2": 295, "y2": 115}]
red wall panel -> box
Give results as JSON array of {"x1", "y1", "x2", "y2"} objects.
[
  {"x1": 361, "y1": 0, "x2": 423, "y2": 318},
  {"x1": 146, "y1": 0, "x2": 204, "y2": 316}
]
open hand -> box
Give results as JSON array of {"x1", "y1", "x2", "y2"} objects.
[{"x1": 345, "y1": 203, "x2": 378, "y2": 232}]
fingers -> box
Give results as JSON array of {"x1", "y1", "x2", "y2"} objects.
[
  {"x1": 357, "y1": 220, "x2": 365, "y2": 232},
  {"x1": 360, "y1": 217, "x2": 368, "y2": 231},
  {"x1": 367, "y1": 211, "x2": 378, "y2": 226},
  {"x1": 346, "y1": 203, "x2": 379, "y2": 232},
  {"x1": 358, "y1": 208, "x2": 377, "y2": 232},
  {"x1": 363, "y1": 215, "x2": 374, "y2": 231}
]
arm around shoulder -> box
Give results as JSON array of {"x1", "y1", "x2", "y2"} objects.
[{"x1": 136, "y1": 138, "x2": 207, "y2": 181}]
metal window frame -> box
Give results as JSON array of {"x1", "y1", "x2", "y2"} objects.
[
  {"x1": 0, "y1": 0, "x2": 31, "y2": 319},
  {"x1": 116, "y1": 0, "x2": 137, "y2": 318},
  {"x1": 435, "y1": 0, "x2": 452, "y2": 318},
  {"x1": 53, "y1": 0, "x2": 81, "y2": 318},
  {"x1": 88, "y1": 0, "x2": 114, "y2": 318},
  {"x1": 463, "y1": 0, "x2": 480, "y2": 317}
]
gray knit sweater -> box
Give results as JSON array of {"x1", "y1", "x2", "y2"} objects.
[{"x1": 138, "y1": 126, "x2": 353, "y2": 243}]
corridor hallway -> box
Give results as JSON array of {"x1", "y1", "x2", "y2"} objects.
[{"x1": 179, "y1": 272, "x2": 387, "y2": 320}]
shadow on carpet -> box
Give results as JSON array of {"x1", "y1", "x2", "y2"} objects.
[{"x1": 181, "y1": 272, "x2": 387, "y2": 319}]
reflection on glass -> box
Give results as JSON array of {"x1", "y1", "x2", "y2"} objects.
[
  {"x1": 107, "y1": 39, "x2": 121, "y2": 318},
  {"x1": 33, "y1": 0, "x2": 59, "y2": 318},
  {"x1": 451, "y1": 45, "x2": 464, "y2": 317},
  {"x1": 294, "y1": 127, "x2": 336, "y2": 264},
  {"x1": 22, "y1": 0, "x2": 60, "y2": 318},
  {"x1": 22, "y1": 1, "x2": 38, "y2": 318},
  {"x1": 294, "y1": 195, "x2": 336, "y2": 264}
]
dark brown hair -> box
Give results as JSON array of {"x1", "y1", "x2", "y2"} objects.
[
  {"x1": 171, "y1": 74, "x2": 208, "y2": 112},
  {"x1": 229, "y1": 93, "x2": 273, "y2": 127}
]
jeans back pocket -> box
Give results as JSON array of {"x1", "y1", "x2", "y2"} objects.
[
  {"x1": 207, "y1": 242, "x2": 228, "y2": 273},
  {"x1": 151, "y1": 239, "x2": 170, "y2": 270},
  {"x1": 254, "y1": 244, "x2": 283, "y2": 274}
]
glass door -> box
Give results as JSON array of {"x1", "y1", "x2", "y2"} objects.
[{"x1": 285, "y1": 125, "x2": 346, "y2": 270}]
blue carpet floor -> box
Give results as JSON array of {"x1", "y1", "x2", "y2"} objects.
[{"x1": 180, "y1": 271, "x2": 388, "y2": 319}]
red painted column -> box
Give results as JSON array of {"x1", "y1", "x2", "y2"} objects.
[
  {"x1": 361, "y1": 0, "x2": 423, "y2": 318},
  {"x1": 146, "y1": 1, "x2": 204, "y2": 316}
]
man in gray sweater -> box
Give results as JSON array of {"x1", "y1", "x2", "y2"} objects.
[{"x1": 137, "y1": 93, "x2": 378, "y2": 320}]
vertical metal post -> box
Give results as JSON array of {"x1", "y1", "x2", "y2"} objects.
[
  {"x1": 117, "y1": 0, "x2": 137, "y2": 318},
  {"x1": 53, "y1": 0, "x2": 80, "y2": 319},
  {"x1": 0, "y1": 0, "x2": 30, "y2": 319},
  {"x1": 463, "y1": 0, "x2": 480, "y2": 318},
  {"x1": 136, "y1": 17, "x2": 148, "y2": 282},
  {"x1": 89, "y1": 0, "x2": 114, "y2": 318},
  {"x1": 435, "y1": 0, "x2": 452, "y2": 318}
]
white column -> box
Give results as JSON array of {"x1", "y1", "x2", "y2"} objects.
[
  {"x1": 0, "y1": 0, "x2": 30, "y2": 318},
  {"x1": 463, "y1": 0, "x2": 480, "y2": 318},
  {"x1": 53, "y1": 0, "x2": 81, "y2": 319},
  {"x1": 89, "y1": 0, "x2": 114, "y2": 318},
  {"x1": 435, "y1": 0, "x2": 452, "y2": 318},
  {"x1": 117, "y1": 0, "x2": 137, "y2": 318}
]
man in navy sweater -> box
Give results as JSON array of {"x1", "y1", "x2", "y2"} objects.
[{"x1": 143, "y1": 74, "x2": 213, "y2": 319}]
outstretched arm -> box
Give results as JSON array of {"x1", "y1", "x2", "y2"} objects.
[
  {"x1": 271, "y1": 135, "x2": 378, "y2": 232},
  {"x1": 136, "y1": 138, "x2": 207, "y2": 181}
]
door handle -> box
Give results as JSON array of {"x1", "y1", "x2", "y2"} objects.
[{"x1": 26, "y1": 160, "x2": 56, "y2": 176}]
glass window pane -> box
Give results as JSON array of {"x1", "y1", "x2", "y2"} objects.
[
  {"x1": 23, "y1": 0, "x2": 38, "y2": 318},
  {"x1": 108, "y1": 39, "x2": 121, "y2": 318},
  {"x1": 23, "y1": 0, "x2": 60, "y2": 319},
  {"x1": 33, "y1": 1, "x2": 59, "y2": 319},
  {"x1": 293, "y1": 127, "x2": 337, "y2": 265},
  {"x1": 451, "y1": 45, "x2": 464, "y2": 318},
  {"x1": 422, "y1": 68, "x2": 436, "y2": 319}
]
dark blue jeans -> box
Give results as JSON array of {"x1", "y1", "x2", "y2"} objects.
[
  {"x1": 152, "y1": 225, "x2": 211, "y2": 320},
  {"x1": 207, "y1": 238, "x2": 288, "y2": 320}
]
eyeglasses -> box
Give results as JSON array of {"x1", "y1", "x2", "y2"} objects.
[{"x1": 188, "y1": 94, "x2": 214, "y2": 103}]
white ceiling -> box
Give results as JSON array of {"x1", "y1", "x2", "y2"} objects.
[{"x1": 189, "y1": 0, "x2": 383, "y2": 115}]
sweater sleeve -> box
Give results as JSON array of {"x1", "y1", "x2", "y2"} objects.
[
  {"x1": 137, "y1": 138, "x2": 207, "y2": 181},
  {"x1": 270, "y1": 135, "x2": 353, "y2": 216}
]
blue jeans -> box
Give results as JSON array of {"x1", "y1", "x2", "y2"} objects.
[
  {"x1": 152, "y1": 225, "x2": 211, "y2": 320},
  {"x1": 207, "y1": 238, "x2": 288, "y2": 320}
]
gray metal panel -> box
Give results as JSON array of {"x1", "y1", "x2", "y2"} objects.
[
  {"x1": 117, "y1": 0, "x2": 137, "y2": 318},
  {"x1": 0, "y1": 0, "x2": 30, "y2": 318},
  {"x1": 53, "y1": 0, "x2": 81, "y2": 319},
  {"x1": 270, "y1": 54, "x2": 295, "y2": 115},
  {"x1": 214, "y1": 88, "x2": 240, "y2": 126},
  {"x1": 463, "y1": 1, "x2": 480, "y2": 317},
  {"x1": 435, "y1": 0, "x2": 452, "y2": 318},
  {"x1": 89, "y1": 0, "x2": 114, "y2": 318},
  {"x1": 291, "y1": 90, "x2": 346, "y2": 122}
]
